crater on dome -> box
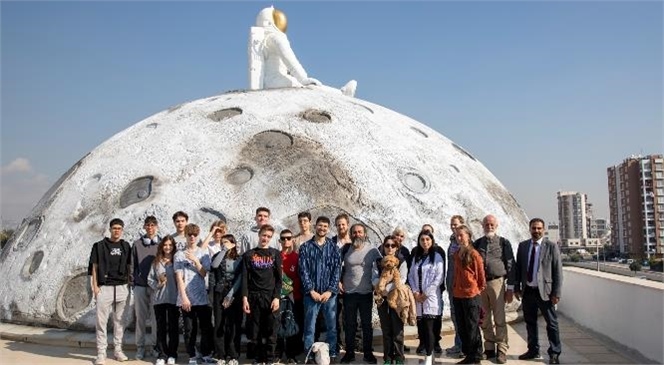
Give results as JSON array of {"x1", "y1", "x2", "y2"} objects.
[{"x1": 208, "y1": 107, "x2": 243, "y2": 122}]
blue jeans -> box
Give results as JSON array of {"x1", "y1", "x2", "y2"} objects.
[{"x1": 304, "y1": 294, "x2": 338, "y2": 357}]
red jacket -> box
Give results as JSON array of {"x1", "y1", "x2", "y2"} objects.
[{"x1": 281, "y1": 251, "x2": 302, "y2": 300}]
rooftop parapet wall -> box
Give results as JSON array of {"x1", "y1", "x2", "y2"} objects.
[{"x1": 558, "y1": 267, "x2": 664, "y2": 364}]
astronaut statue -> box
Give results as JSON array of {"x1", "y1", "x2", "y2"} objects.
[{"x1": 249, "y1": 6, "x2": 357, "y2": 97}]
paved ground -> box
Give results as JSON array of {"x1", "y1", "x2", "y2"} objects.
[{"x1": 0, "y1": 314, "x2": 655, "y2": 365}]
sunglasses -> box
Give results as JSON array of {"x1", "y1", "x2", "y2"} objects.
[
  {"x1": 281, "y1": 236, "x2": 293, "y2": 241},
  {"x1": 187, "y1": 233, "x2": 198, "y2": 237},
  {"x1": 384, "y1": 244, "x2": 398, "y2": 249}
]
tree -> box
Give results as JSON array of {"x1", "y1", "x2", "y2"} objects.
[
  {"x1": 629, "y1": 260, "x2": 642, "y2": 274},
  {"x1": 0, "y1": 229, "x2": 15, "y2": 249}
]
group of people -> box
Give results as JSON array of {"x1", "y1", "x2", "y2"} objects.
[{"x1": 88, "y1": 207, "x2": 563, "y2": 365}]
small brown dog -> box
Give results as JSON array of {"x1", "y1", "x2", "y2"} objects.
[{"x1": 374, "y1": 255, "x2": 417, "y2": 325}]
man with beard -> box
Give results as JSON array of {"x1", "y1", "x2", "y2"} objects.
[
  {"x1": 332, "y1": 213, "x2": 352, "y2": 248},
  {"x1": 330, "y1": 213, "x2": 352, "y2": 351},
  {"x1": 473, "y1": 215, "x2": 515, "y2": 364},
  {"x1": 514, "y1": 218, "x2": 563, "y2": 365},
  {"x1": 339, "y1": 224, "x2": 381, "y2": 364},
  {"x1": 299, "y1": 216, "x2": 342, "y2": 363}
]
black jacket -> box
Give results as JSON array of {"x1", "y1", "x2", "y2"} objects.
[{"x1": 87, "y1": 238, "x2": 132, "y2": 285}]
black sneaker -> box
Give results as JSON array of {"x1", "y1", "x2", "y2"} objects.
[
  {"x1": 518, "y1": 351, "x2": 541, "y2": 360},
  {"x1": 287, "y1": 358, "x2": 298, "y2": 364},
  {"x1": 403, "y1": 345, "x2": 411, "y2": 352},
  {"x1": 363, "y1": 354, "x2": 377, "y2": 364},
  {"x1": 434, "y1": 343, "x2": 443, "y2": 354},
  {"x1": 416, "y1": 345, "x2": 425, "y2": 355},
  {"x1": 483, "y1": 349, "x2": 496, "y2": 360},
  {"x1": 549, "y1": 354, "x2": 560, "y2": 364},
  {"x1": 340, "y1": 354, "x2": 355, "y2": 364}
]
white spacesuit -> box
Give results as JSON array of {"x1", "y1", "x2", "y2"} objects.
[{"x1": 249, "y1": 6, "x2": 357, "y2": 97}]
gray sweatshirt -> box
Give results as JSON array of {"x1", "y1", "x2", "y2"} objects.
[{"x1": 148, "y1": 261, "x2": 178, "y2": 305}]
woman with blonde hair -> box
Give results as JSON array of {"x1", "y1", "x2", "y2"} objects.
[
  {"x1": 452, "y1": 225, "x2": 486, "y2": 364},
  {"x1": 201, "y1": 220, "x2": 227, "y2": 257}
]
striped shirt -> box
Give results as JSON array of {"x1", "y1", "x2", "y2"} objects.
[{"x1": 298, "y1": 237, "x2": 342, "y2": 295}]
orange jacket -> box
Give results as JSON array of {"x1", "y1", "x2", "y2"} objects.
[{"x1": 452, "y1": 248, "x2": 486, "y2": 298}]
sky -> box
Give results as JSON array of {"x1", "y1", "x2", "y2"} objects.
[{"x1": 1, "y1": 1, "x2": 662, "y2": 229}]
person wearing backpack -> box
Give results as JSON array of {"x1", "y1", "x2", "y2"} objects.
[
  {"x1": 472, "y1": 215, "x2": 515, "y2": 364},
  {"x1": 209, "y1": 234, "x2": 243, "y2": 365},
  {"x1": 276, "y1": 229, "x2": 304, "y2": 364}
]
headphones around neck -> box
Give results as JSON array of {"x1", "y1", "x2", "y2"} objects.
[{"x1": 142, "y1": 235, "x2": 160, "y2": 245}]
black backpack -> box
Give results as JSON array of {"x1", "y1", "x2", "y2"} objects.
[{"x1": 277, "y1": 297, "x2": 299, "y2": 338}]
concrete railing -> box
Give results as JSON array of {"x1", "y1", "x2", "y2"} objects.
[{"x1": 558, "y1": 267, "x2": 664, "y2": 364}]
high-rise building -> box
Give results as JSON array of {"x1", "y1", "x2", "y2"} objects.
[
  {"x1": 590, "y1": 218, "x2": 609, "y2": 239},
  {"x1": 607, "y1": 154, "x2": 664, "y2": 259},
  {"x1": 557, "y1": 191, "x2": 589, "y2": 240},
  {"x1": 545, "y1": 222, "x2": 560, "y2": 245}
]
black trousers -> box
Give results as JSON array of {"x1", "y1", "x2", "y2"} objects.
[
  {"x1": 247, "y1": 292, "x2": 278, "y2": 362},
  {"x1": 212, "y1": 292, "x2": 243, "y2": 360},
  {"x1": 453, "y1": 295, "x2": 482, "y2": 361},
  {"x1": 154, "y1": 303, "x2": 180, "y2": 360},
  {"x1": 522, "y1": 286, "x2": 561, "y2": 356},
  {"x1": 182, "y1": 305, "x2": 213, "y2": 358},
  {"x1": 416, "y1": 317, "x2": 436, "y2": 356},
  {"x1": 343, "y1": 293, "x2": 373, "y2": 355},
  {"x1": 417, "y1": 315, "x2": 441, "y2": 348},
  {"x1": 377, "y1": 301, "x2": 404, "y2": 361}
]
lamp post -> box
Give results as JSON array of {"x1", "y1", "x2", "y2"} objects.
[{"x1": 597, "y1": 229, "x2": 611, "y2": 272}]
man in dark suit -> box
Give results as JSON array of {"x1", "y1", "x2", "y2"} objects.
[{"x1": 512, "y1": 218, "x2": 563, "y2": 365}]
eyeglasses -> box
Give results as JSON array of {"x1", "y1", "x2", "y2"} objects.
[
  {"x1": 281, "y1": 236, "x2": 293, "y2": 241},
  {"x1": 384, "y1": 244, "x2": 398, "y2": 249}
]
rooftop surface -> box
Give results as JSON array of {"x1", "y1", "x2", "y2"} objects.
[{"x1": 1, "y1": 313, "x2": 655, "y2": 364}]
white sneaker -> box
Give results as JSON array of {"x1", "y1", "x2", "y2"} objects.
[
  {"x1": 155, "y1": 359, "x2": 166, "y2": 365},
  {"x1": 227, "y1": 359, "x2": 239, "y2": 365},
  {"x1": 95, "y1": 354, "x2": 106, "y2": 365},
  {"x1": 188, "y1": 357, "x2": 199, "y2": 365},
  {"x1": 424, "y1": 354, "x2": 433, "y2": 365},
  {"x1": 114, "y1": 351, "x2": 129, "y2": 362},
  {"x1": 167, "y1": 357, "x2": 177, "y2": 365}
]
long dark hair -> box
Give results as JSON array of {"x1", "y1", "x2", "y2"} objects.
[
  {"x1": 456, "y1": 225, "x2": 475, "y2": 267},
  {"x1": 221, "y1": 234, "x2": 239, "y2": 260},
  {"x1": 413, "y1": 230, "x2": 437, "y2": 264},
  {"x1": 153, "y1": 236, "x2": 176, "y2": 267}
]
